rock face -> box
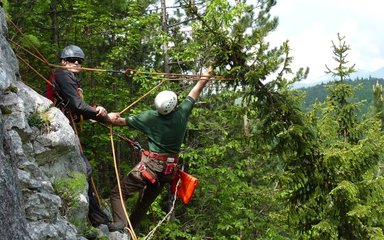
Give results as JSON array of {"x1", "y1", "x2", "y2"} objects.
[{"x1": 0, "y1": 7, "x2": 89, "y2": 240}]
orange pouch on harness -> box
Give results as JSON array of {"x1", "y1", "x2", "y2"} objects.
[{"x1": 171, "y1": 170, "x2": 199, "y2": 204}]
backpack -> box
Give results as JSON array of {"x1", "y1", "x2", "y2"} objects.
[
  {"x1": 45, "y1": 70, "x2": 66, "y2": 108},
  {"x1": 45, "y1": 71, "x2": 57, "y2": 104},
  {"x1": 45, "y1": 70, "x2": 83, "y2": 116}
]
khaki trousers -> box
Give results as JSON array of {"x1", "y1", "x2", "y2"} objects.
[{"x1": 110, "y1": 154, "x2": 176, "y2": 229}]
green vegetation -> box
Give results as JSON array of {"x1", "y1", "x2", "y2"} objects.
[
  {"x1": 53, "y1": 171, "x2": 88, "y2": 233},
  {"x1": 4, "y1": 85, "x2": 18, "y2": 93},
  {"x1": 301, "y1": 77, "x2": 384, "y2": 114},
  {"x1": 1, "y1": 106, "x2": 12, "y2": 115},
  {"x1": 27, "y1": 110, "x2": 50, "y2": 130},
  {"x1": 6, "y1": 1, "x2": 384, "y2": 239},
  {"x1": 53, "y1": 171, "x2": 87, "y2": 214}
]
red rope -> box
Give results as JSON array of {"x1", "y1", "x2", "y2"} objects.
[{"x1": 7, "y1": 17, "x2": 50, "y2": 65}]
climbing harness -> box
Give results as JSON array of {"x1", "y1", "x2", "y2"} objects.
[{"x1": 142, "y1": 150, "x2": 179, "y2": 176}]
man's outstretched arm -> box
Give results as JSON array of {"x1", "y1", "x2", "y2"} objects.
[{"x1": 188, "y1": 67, "x2": 212, "y2": 101}]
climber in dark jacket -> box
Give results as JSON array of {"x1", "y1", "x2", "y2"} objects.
[
  {"x1": 48, "y1": 45, "x2": 111, "y2": 228},
  {"x1": 51, "y1": 46, "x2": 108, "y2": 123}
]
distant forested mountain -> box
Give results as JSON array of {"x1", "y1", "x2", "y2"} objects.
[{"x1": 299, "y1": 77, "x2": 384, "y2": 114}]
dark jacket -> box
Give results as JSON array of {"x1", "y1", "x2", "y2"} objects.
[{"x1": 53, "y1": 69, "x2": 106, "y2": 122}]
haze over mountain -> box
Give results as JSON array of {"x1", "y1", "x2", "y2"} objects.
[{"x1": 293, "y1": 67, "x2": 384, "y2": 89}]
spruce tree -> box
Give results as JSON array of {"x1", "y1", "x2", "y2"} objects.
[{"x1": 309, "y1": 34, "x2": 384, "y2": 239}]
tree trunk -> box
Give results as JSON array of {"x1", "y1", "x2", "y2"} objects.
[
  {"x1": 49, "y1": 0, "x2": 59, "y2": 45},
  {"x1": 160, "y1": 0, "x2": 169, "y2": 73}
]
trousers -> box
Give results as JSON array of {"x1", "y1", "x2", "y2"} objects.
[
  {"x1": 81, "y1": 153, "x2": 110, "y2": 226},
  {"x1": 110, "y1": 154, "x2": 176, "y2": 229}
]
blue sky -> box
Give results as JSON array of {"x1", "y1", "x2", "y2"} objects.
[{"x1": 268, "y1": 0, "x2": 384, "y2": 84}]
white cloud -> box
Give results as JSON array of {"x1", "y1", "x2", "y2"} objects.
[{"x1": 268, "y1": 0, "x2": 384, "y2": 83}]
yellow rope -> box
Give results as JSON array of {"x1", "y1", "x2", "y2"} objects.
[
  {"x1": 119, "y1": 79, "x2": 168, "y2": 115},
  {"x1": 109, "y1": 126, "x2": 138, "y2": 240},
  {"x1": 67, "y1": 111, "x2": 107, "y2": 209}
]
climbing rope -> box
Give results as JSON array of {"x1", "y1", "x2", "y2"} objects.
[
  {"x1": 6, "y1": 14, "x2": 242, "y2": 88},
  {"x1": 16, "y1": 53, "x2": 51, "y2": 85},
  {"x1": 144, "y1": 178, "x2": 181, "y2": 240},
  {"x1": 125, "y1": 68, "x2": 232, "y2": 81},
  {"x1": 10, "y1": 38, "x2": 49, "y2": 65},
  {"x1": 8, "y1": 17, "x2": 235, "y2": 82},
  {"x1": 120, "y1": 79, "x2": 167, "y2": 114},
  {"x1": 67, "y1": 111, "x2": 105, "y2": 208},
  {"x1": 109, "y1": 126, "x2": 138, "y2": 240},
  {"x1": 7, "y1": 16, "x2": 50, "y2": 65}
]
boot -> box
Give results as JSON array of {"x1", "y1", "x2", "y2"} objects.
[{"x1": 108, "y1": 221, "x2": 125, "y2": 232}]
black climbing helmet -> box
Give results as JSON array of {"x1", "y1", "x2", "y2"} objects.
[{"x1": 60, "y1": 45, "x2": 85, "y2": 61}]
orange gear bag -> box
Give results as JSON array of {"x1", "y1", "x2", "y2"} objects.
[{"x1": 171, "y1": 170, "x2": 199, "y2": 204}]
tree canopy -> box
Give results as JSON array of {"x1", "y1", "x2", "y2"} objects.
[{"x1": 5, "y1": 0, "x2": 384, "y2": 239}]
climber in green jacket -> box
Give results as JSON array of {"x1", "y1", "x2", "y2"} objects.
[{"x1": 107, "y1": 67, "x2": 212, "y2": 232}]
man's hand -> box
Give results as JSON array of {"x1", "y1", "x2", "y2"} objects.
[
  {"x1": 188, "y1": 66, "x2": 213, "y2": 100},
  {"x1": 95, "y1": 106, "x2": 108, "y2": 117},
  {"x1": 200, "y1": 66, "x2": 213, "y2": 82},
  {"x1": 108, "y1": 112, "x2": 121, "y2": 120},
  {"x1": 107, "y1": 112, "x2": 126, "y2": 126}
]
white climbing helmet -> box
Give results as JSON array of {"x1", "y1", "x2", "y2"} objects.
[{"x1": 154, "y1": 90, "x2": 177, "y2": 115}]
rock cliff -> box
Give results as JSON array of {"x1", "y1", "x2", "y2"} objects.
[{"x1": 0, "y1": 6, "x2": 89, "y2": 240}]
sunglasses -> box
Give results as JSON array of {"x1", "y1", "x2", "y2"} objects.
[{"x1": 65, "y1": 58, "x2": 83, "y2": 64}]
